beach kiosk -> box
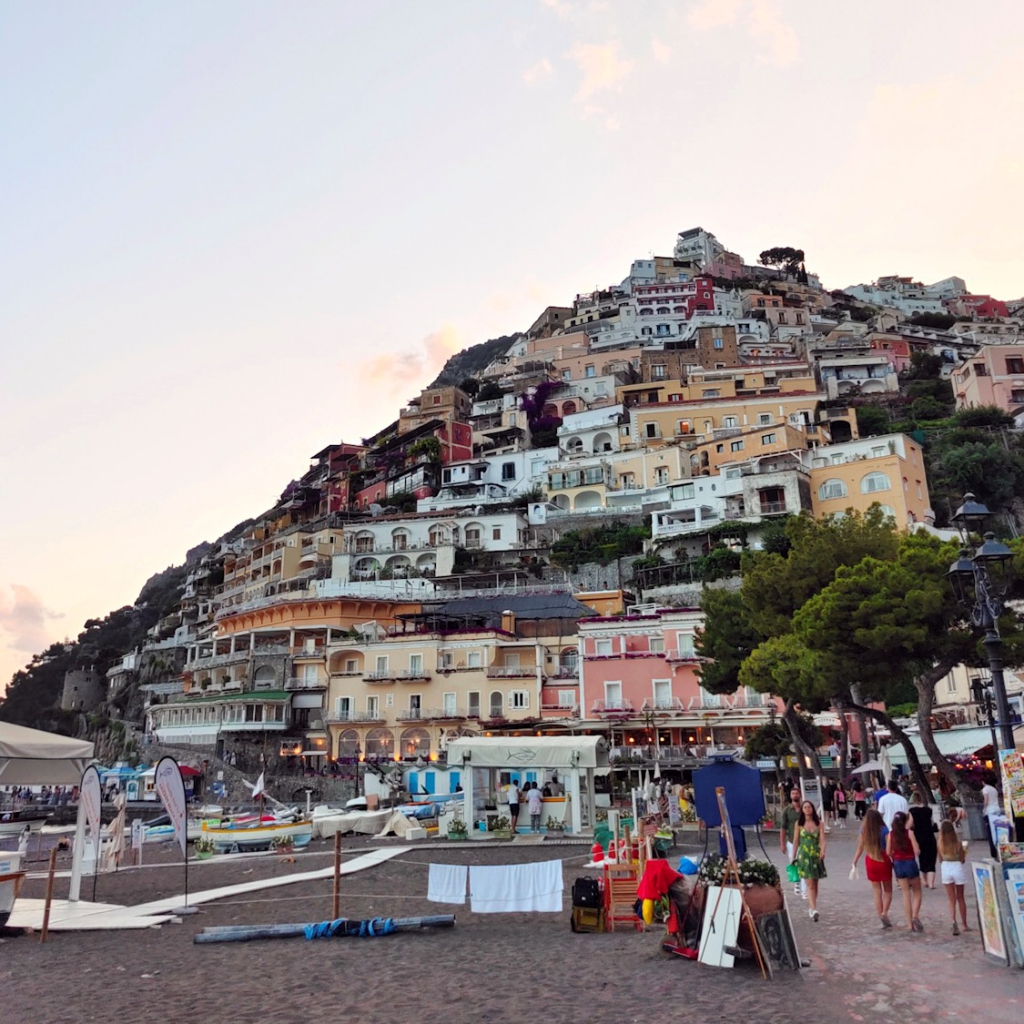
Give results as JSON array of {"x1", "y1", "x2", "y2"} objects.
[{"x1": 446, "y1": 736, "x2": 608, "y2": 836}]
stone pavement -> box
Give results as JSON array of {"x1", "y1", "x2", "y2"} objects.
[{"x1": 749, "y1": 825, "x2": 1024, "y2": 1022}]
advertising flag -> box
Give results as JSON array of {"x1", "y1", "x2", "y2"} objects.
[
  {"x1": 80, "y1": 764, "x2": 103, "y2": 858},
  {"x1": 251, "y1": 772, "x2": 265, "y2": 800},
  {"x1": 154, "y1": 756, "x2": 188, "y2": 857}
]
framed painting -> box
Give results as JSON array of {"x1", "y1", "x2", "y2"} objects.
[{"x1": 972, "y1": 860, "x2": 1009, "y2": 965}]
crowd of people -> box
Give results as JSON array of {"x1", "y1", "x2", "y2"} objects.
[
  {"x1": 1, "y1": 785, "x2": 75, "y2": 807},
  {"x1": 778, "y1": 772, "x2": 986, "y2": 937}
]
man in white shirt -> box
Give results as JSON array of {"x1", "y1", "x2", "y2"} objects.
[
  {"x1": 981, "y1": 774, "x2": 1001, "y2": 858},
  {"x1": 877, "y1": 780, "x2": 909, "y2": 830}
]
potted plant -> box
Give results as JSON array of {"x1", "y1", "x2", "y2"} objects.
[
  {"x1": 545, "y1": 814, "x2": 565, "y2": 837},
  {"x1": 194, "y1": 835, "x2": 215, "y2": 859},
  {"x1": 447, "y1": 819, "x2": 469, "y2": 841},
  {"x1": 697, "y1": 854, "x2": 783, "y2": 916},
  {"x1": 270, "y1": 833, "x2": 295, "y2": 854},
  {"x1": 490, "y1": 815, "x2": 513, "y2": 840}
]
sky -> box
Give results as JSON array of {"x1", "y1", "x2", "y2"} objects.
[{"x1": 2, "y1": 0, "x2": 1023, "y2": 689}]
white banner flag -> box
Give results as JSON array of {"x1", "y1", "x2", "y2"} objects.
[
  {"x1": 154, "y1": 756, "x2": 188, "y2": 857},
  {"x1": 80, "y1": 764, "x2": 103, "y2": 858}
]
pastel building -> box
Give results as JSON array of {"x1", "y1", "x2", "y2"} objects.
[
  {"x1": 952, "y1": 345, "x2": 1024, "y2": 418},
  {"x1": 578, "y1": 608, "x2": 782, "y2": 759}
]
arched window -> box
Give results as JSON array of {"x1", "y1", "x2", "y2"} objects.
[
  {"x1": 391, "y1": 529, "x2": 410, "y2": 551},
  {"x1": 336, "y1": 729, "x2": 359, "y2": 759},
  {"x1": 876, "y1": 504, "x2": 896, "y2": 519},
  {"x1": 818, "y1": 478, "x2": 847, "y2": 501},
  {"x1": 364, "y1": 728, "x2": 394, "y2": 759},
  {"x1": 559, "y1": 647, "x2": 579, "y2": 676},
  {"x1": 400, "y1": 727, "x2": 431, "y2": 759},
  {"x1": 489, "y1": 690, "x2": 504, "y2": 718},
  {"x1": 861, "y1": 472, "x2": 891, "y2": 494},
  {"x1": 253, "y1": 665, "x2": 276, "y2": 690}
]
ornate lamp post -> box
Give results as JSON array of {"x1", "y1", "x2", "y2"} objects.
[{"x1": 947, "y1": 494, "x2": 1016, "y2": 752}]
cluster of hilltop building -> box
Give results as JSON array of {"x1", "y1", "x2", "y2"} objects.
[{"x1": 71, "y1": 227, "x2": 1024, "y2": 772}]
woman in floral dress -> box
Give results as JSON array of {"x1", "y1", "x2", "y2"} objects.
[{"x1": 792, "y1": 800, "x2": 827, "y2": 921}]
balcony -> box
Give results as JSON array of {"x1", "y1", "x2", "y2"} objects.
[
  {"x1": 285, "y1": 676, "x2": 326, "y2": 690},
  {"x1": 591, "y1": 699, "x2": 634, "y2": 715},
  {"x1": 547, "y1": 666, "x2": 579, "y2": 679},
  {"x1": 425, "y1": 706, "x2": 467, "y2": 720},
  {"x1": 486, "y1": 666, "x2": 537, "y2": 679},
  {"x1": 220, "y1": 718, "x2": 288, "y2": 733},
  {"x1": 396, "y1": 708, "x2": 426, "y2": 722},
  {"x1": 541, "y1": 703, "x2": 580, "y2": 717},
  {"x1": 396, "y1": 670, "x2": 432, "y2": 682},
  {"x1": 352, "y1": 710, "x2": 385, "y2": 723},
  {"x1": 324, "y1": 711, "x2": 354, "y2": 724},
  {"x1": 362, "y1": 673, "x2": 397, "y2": 685},
  {"x1": 665, "y1": 649, "x2": 699, "y2": 662},
  {"x1": 330, "y1": 669, "x2": 364, "y2": 678},
  {"x1": 640, "y1": 698, "x2": 685, "y2": 713},
  {"x1": 758, "y1": 501, "x2": 789, "y2": 515}
]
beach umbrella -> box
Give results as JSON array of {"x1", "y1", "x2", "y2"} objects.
[
  {"x1": 104, "y1": 792, "x2": 127, "y2": 872},
  {"x1": 653, "y1": 760, "x2": 662, "y2": 780}
]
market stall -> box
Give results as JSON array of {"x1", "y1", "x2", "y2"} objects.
[{"x1": 445, "y1": 736, "x2": 608, "y2": 835}]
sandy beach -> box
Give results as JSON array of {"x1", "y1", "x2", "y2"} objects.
[{"x1": 2, "y1": 831, "x2": 1020, "y2": 1024}]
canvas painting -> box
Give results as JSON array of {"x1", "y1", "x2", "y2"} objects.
[{"x1": 972, "y1": 860, "x2": 1008, "y2": 964}]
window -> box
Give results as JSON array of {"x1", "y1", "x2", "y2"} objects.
[
  {"x1": 877, "y1": 504, "x2": 896, "y2": 519},
  {"x1": 465, "y1": 527, "x2": 481, "y2": 546},
  {"x1": 653, "y1": 679, "x2": 671, "y2": 708},
  {"x1": 489, "y1": 690, "x2": 504, "y2": 717},
  {"x1": 366, "y1": 695, "x2": 379, "y2": 717},
  {"x1": 861, "y1": 472, "x2": 892, "y2": 494},
  {"x1": 620, "y1": 472, "x2": 635, "y2": 489},
  {"x1": 509, "y1": 690, "x2": 529, "y2": 710},
  {"x1": 509, "y1": 412, "x2": 517, "y2": 427},
  {"x1": 644, "y1": 423, "x2": 661, "y2": 439},
  {"x1": 409, "y1": 654, "x2": 423, "y2": 676},
  {"x1": 761, "y1": 433, "x2": 776, "y2": 445},
  {"x1": 467, "y1": 651, "x2": 482, "y2": 668},
  {"x1": 713, "y1": 337, "x2": 723, "y2": 349},
  {"x1": 730, "y1": 440, "x2": 744, "y2": 452},
  {"x1": 778, "y1": 312, "x2": 787, "y2": 324},
  {"x1": 468, "y1": 691, "x2": 481, "y2": 716},
  {"x1": 1007, "y1": 358, "x2": 1024, "y2": 375},
  {"x1": 649, "y1": 636, "x2": 664, "y2": 653},
  {"x1": 585, "y1": 364, "x2": 595, "y2": 378},
  {"x1": 375, "y1": 655, "x2": 389, "y2": 674},
  {"x1": 492, "y1": 527, "x2": 502, "y2": 541},
  {"x1": 723, "y1": 415, "x2": 738, "y2": 428},
  {"x1": 562, "y1": 368, "x2": 572, "y2": 381},
  {"x1": 656, "y1": 324, "x2": 671, "y2": 336},
  {"x1": 655, "y1": 466, "x2": 669, "y2": 485},
  {"x1": 702, "y1": 389, "x2": 720, "y2": 398},
  {"x1": 818, "y1": 479, "x2": 848, "y2": 500},
  {"x1": 652, "y1": 364, "x2": 666, "y2": 378},
  {"x1": 671, "y1": 482, "x2": 695, "y2": 500},
  {"x1": 604, "y1": 681, "x2": 623, "y2": 708},
  {"x1": 501, "y1": 462, "x2": 515, "y2": 481},
  {"x1": 432, "y1": 395, "x2": 441, "y2": 404},
  {"x1": 758, "y1": 413, "x2": 772, "y2": 425},
  {"x1": 345, "y1": 658, "x2": 358, "y2": 673},
  {"x1": 558, "y1": 689, "x2": 577, "y2": 707},
  {"x1": 595, "y1": 639, "x2": 613, "y2": 656},
  {"x1": 443, "y1": 692, "x2": 457, "y2": 714}
]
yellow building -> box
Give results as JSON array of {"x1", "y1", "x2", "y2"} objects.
[{"x1": 809, "y1": 433, "x2": 933, "y2": 527}]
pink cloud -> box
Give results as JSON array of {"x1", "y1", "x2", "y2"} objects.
[
  {"x1": 0, "y1": 584, "x2": 64, "y2": 654},
  {"x1": 355, "y1": 325, "x2": 465, "y2": 399}
]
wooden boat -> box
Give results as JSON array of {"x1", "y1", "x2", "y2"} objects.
[
  {"x1": 0, "y1": 813, "x2": 51, "y2": 838},
  {"x1": 0, "y1": 852, "x2": 25, "y2": 929},
  {"x1": 201, "y1": 816, "x2": 313, "y2": 853}
]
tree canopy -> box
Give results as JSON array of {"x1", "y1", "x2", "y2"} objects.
[{"x1": 758, "y1": 247, "x2": 805, "y2": 274}]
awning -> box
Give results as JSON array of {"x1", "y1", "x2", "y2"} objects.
[
  {"x1": 888, "y1": 724, "x2": 1024, "y2": 766},
  {"x1": 0, "y1": 722, "x2": 95, "y2": 785},
  {"x1": 445, "y1": 735, "x2": 608, "y2": 769}
]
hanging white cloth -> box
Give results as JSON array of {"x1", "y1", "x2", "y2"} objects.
[
  {"x1": 469, "y1": 860, "x2": 563, "y2": 913},
  {"x1": 427, "y1": 863, "x2": 467, "y2": 905}
]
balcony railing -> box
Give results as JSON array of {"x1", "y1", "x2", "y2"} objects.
[
  {"x1": 362, "y1": 673, "x2": 397, "y2": 685},
  {"x1": 395, "y1": 708, "x2": 426, "y2": 722},
  {"x1": 591, "y1": 699, "x2": 634, "y2": 714},
  {"x1": 325, "y1": 711, "x2": 354, "y2": 724},
  {"x1": 541, "y1": 703, "x2": 580, "y2": 717},
  {"x1": 285, "y1": 676, "x2": 326, "y2": 690},
  {"x1": 352, "y1": 710, "x2": 385, "y2": 722},
  {"x1": 758, "y1": 501, "x2": 789, "y2": 515},
  {"x1": 548, "y1": 666, "x2": 579, "y2": 679},
  {"x1": 665, "y1": 649, "x2": 699, "y2": 662},
  {"x1": 640, "y1": 698, "x2": 686, "y2": 713},
  {"x1": 486, "y1": 666, "x2": 537, "y2": 678},
  {"x1": 426, "y1": 706, "x2": 467, "y2": 720},
  {"x1": 329, "y1": 670, "x2": 364, "y2": 678}
]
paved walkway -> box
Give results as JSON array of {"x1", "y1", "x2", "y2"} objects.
[{"x1": 751, "y1": 826, "x2": 1023, "y2": 1022}]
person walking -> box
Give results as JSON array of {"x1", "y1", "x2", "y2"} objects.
[
  {"x1": 506, "y1": 779, "x2": 521, "y2": 835},
  {"x1": 822, "y1": 779, "x2": 836, "y2": 833},
  {"x1": 878, "y1": 779, "x2": 909, "y2": 830},
  {"x1": 981, "y1": 772, "x2": 1001, "y2": 859},
  {"x1": 852, "y1": 808, "x2": 893, "y2": 928},
  {"x1": 780, "y1": 787, "x2": 805, "y2": 899},
  {"x1": 937, "y1": 820, "x2": 971, "y2": 935},
  {"x1": 527, "y1": 782, "x2": 543, "y2": 833},
  {"x1": 835, "y1": 782, "x2": 848, "y2": 829},
  {"x1": 792, "y1": 800, "x2": 827, "y2": 921},
  {"x1": 852, "y1": 778, "x2": 867, "y2": 820},
  {"x1": 909, "y1": 791, "x2": 938, "y2": 889},
  {"x1": 887, "y1": 811, "x2": 923, "y2": 932}
]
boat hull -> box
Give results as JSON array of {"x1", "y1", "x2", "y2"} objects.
[
  {"x1": 0, "y1": 816, "x2": 49, "y2": 837},
  {"x1": 203, "y1": 819, "x2": 313, "y2": 853},
  {"x1": 0, "y1": 854, "x2": 25, "y2": 929}
]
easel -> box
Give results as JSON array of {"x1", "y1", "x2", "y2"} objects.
[{"x1": 701, "y1": 786, "x2": 769, "y2": 979}]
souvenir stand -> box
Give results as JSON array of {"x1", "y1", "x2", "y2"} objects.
[{"x1": 445, "y1": 735, "x2": 608, "y2": 836}]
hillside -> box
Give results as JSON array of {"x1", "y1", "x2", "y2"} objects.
[{"x1": 429, "y1": 334, "x2": 520, "y2": 388}]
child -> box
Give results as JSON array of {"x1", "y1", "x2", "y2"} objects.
[{"x1": 937, "y1": 819, "x2": 970, "y2": 935}]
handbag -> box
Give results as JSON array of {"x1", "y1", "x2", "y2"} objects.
[{"x1": 786, "y1": 862, "x2": 800, "y2": 884}]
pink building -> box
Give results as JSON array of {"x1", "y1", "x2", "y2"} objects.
[
  {"x1": 578, "y1": 607, "x2": 782, "y2": 758},
  {"x1": 952, "y1": 345, "x2": 1024, "y2": 416}
]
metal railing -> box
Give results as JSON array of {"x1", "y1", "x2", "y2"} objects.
[
  {"x1": 486, "y1": 666, "x2": 537, "y2": 678},
  {"x1": 285, "y1": 677, "x2": 325, "y2": 690},
  {"x1": 591, "y1": 699, "x2": 634, "y2": 714},
  {"x1": 640, "y1": 698, "x2": 685, "y2": 712},
  {"x1": 541, "y1": 703, "x2": 580, "y2": 717}
]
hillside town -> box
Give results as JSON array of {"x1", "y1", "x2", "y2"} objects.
[{"x1": 22, "y1": 226, "x2": 1018, "y2": 793}]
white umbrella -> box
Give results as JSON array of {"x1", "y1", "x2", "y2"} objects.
[
  {"x1": 850, "y1": 760, "x2": 882, "y2": 775},
  {"x1": 104, "y1": 792, "x2": 127, "y2": 872},
  {"x1": 653, "y1": 760, "x2": 662, "y2": 780},
  {"x1": 879, "y1": 745, "x2": 893, "y2": 783}
]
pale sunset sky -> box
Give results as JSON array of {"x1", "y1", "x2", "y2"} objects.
[{"x1": 2, "y1": 1, "x2": 1023, "y2": 688}]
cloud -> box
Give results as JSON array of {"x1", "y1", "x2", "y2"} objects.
[
  {"x1": 563, "y1": 41, "x2": 634, "y2": 102},
  {"x1": 651, "y1": 39, "x2": 672, "y2": 64},
  {"x1": 0, "y1": 584, "x2": 64, "y2": 654},
  {"x1": 687, "y1": 0, "x2": 799, "y2": 67},
  {"x1": 355, "y1": 325, "x2": 465, "y2": 399},
  {"x1": 540, "y1": 0, "x2": 576, "y2": 17},
  {"x1": 688, "y1": 0, "x2": 743, "y2": 30},
  {"x1": 522, "y1": 58, "x2": 554, "y2": 85}
]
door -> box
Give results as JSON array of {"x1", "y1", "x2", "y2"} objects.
[{"x1": 409, "y1": 694, "x2": 422, "y2": 719}]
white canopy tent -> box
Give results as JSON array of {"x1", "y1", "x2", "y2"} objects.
[
  {"x1": 445, "y1": 736, "x2": 609, "y2": 835},
  {"x1": 0, "y1": 722, "x2": 95, "y2": 901}
]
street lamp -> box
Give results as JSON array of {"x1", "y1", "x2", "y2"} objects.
[{"x1": 947, "y1": 494, "x2": 1016, "y2": 752}]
